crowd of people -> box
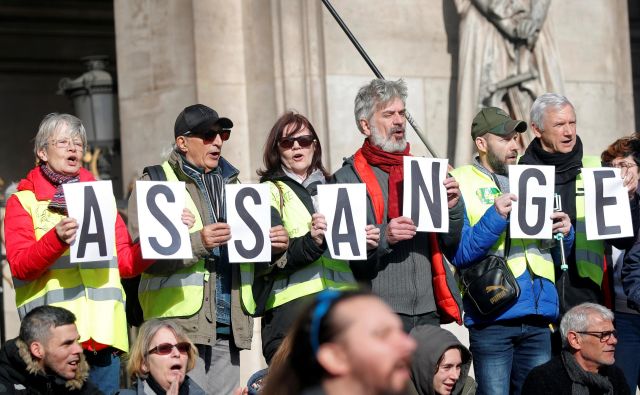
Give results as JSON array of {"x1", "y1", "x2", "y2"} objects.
[{"x1": 0, "y1": 77, "x2": 639, "y2": 395}]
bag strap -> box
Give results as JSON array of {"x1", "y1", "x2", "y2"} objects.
[
  {"x1": 143, "y1": 165, "x2": 167, "y2": 181},
  {"x1": 490, "y1": 173, "x2": 511, "y2": 259}
]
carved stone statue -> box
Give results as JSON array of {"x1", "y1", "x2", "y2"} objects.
[{"x1": 453, "y1": 0, "x2": 564, "y2": 165}]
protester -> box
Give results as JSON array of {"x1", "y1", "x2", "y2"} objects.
[
  {"x1": 0, "y1": 305, "x2": 102, "y2": 394},
  {"x1": 519, "y1": 94, "x2": 639, "y2": 316},
  {"x1": 602, "y1": 136, "x2": 640, "y2": 393},
  {"x1": 242, "y1": 111, "x2": 378, "y2": 363},
  {"x1": 261, "y1": 289, "x2": 416, "y2": 395},
  {"x1": 450, "y1": 107, "x2": 573, "y2": 395},
  {"x1": 522, "y1": 303, "x2": 629, "y2": 395},
  {"x1": 127, "y1": 104, "x2": 288, "y2": 394},
  {"x1": 3, "y1": 113, "x2": 156, "y2": 394},
  {"x1": 118, "y1": 319, "x2": 204, "y2": 395},
  {"x1": 408, "y1": 325, "x2": 475, "y2": 395},
  {"x1": 332, "y1": 78, "x2": 464, "y2": 331}
]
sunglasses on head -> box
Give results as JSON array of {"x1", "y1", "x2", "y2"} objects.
[
  {"x1": 278, "y1": 135, "x2": 316, "y2": 149},
  {"x1": 185, "y1": 129, "x2": 231, "y2": 142},
  {"x1": 148, "y1": 342, "x2": 191, "y2": 355}
]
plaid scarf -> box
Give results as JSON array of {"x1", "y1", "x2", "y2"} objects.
[{"x1": 40, "y1": 164, "x2": 80, "y2": 214}]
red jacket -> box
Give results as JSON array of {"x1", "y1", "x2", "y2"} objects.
[{"x1": 5, "y1": 166, "x2": 152, "y2": 281}]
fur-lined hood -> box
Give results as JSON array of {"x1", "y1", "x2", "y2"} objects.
[{"x1": 5, "y1": 338, "x2": 91, "y2": 391}]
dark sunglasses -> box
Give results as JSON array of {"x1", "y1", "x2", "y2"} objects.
[
  {"x1": 148, "y1": 342, "x2": 191, "y2": 355},
  {"x1": 278, "y1": 135, "x2": 316, "y2": 149},
  {"x1": 185, "y1": 129, "x2": 231, "y2": 142}
]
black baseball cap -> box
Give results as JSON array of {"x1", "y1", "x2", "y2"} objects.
[
  {"x1": 174, "y1": 104, "x2": 233, "y2": 138},
  {"x1": 471, "y1": 107, "x2": 527, "y2": 139}
]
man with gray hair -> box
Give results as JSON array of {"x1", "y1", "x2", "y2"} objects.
[
  {"x1": 522, "y1": 303, "x2": 629, "y2": 394},
  {"x1": 519, "y1": 93, "x2": 639, "y2": 315},
  {"x1": 0, "y1": 305, "x2": 102, "y2": 394},
  {"x1": 332, "y1": 78, "x2": 464, "y2": 331}
]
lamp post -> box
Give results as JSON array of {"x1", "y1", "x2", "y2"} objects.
[{"x1": 58, "y1": 55, "x2": 122, "y2": 197}]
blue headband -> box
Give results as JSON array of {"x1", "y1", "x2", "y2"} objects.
[{"x1": 309, "y1": 289, "x2": 343, "y2": 356}]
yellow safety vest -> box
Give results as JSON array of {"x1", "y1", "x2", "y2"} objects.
[
  {"x1": 13, "y1": 190, "x2": 128, "y2": 352},
  {"x1": 450, "y1": 165, "x2": 555, "y2": 281},
  {"x1": 240, "y1": 181, "x2": 357, "y2": 315},
  {"x1": 574, "y1": 156, "x2": 606, "y2": 285},
  {"x1": 137, "y1": 161, "x2": 209, "y2": 319}
]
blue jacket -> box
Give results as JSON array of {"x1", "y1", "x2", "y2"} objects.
[{"x1": 453, "y1": 199, "x2": 573, "y2": 327}]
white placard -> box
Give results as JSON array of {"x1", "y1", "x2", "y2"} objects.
[
  {"x1": 135, "y1": 181, "x2": 192, "y2": 259},
  {"x1": 582, "y1": 167, "x2": 633, "y2": 240},
  {"x1": 226, "y1": 184, "x2": 271, "y2": 263},
  {"x1": 63, "y1": 181, "x2": 116, "y2": 263},
  {"x1": 402, "y1": 157, "x2": 449, "y2": 232},
  {"x1": 318, "y1": 184, "x2": 367, "y2": 260},
  {"x1": 509, "y1": 165, "x2": 555, "y2": 239}
]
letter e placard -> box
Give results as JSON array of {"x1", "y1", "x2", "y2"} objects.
[
  {"x1": 226, "y1": 184, "x2": 271, "y2": 263},
  {"x1": 63, "y1": 181, "x2": 116, "y2": 263},
  {"x1": 508, "y1": 165, "x2": 554, "y2": 239},
  {"x1": 136, "y1": 181, "x2": 193, "y2": 259},
  {"x1": 582, "y1": 168, "x2": 633, "y2": 240},
  {"x1": 402, "y1": 157, "x2": 449, "y2": 232},
  {"x1": 318, "y1": 184, "x2": 367, "y2": 260}
]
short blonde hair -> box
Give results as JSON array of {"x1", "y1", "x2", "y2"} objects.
[{"x1": 126, "y1": 319, "x2": 198, "y2": 382}]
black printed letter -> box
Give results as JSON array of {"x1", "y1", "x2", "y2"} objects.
[
  {"x1": 77, "y1": 186, "x2": 107, "y2": 258},
  {"x1": 234, "y1": 188, "x2": 264, "y2": 259},
  {"x1": 147, "y1": 184, "x2": 181, "y2": 255}
]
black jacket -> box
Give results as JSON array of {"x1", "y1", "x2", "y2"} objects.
[
  {"x1": 522, "y1": 355, "x2": 629, "y2": 395},
  {"x1": 0, "y1": 338, "x2": 102, "y2": 395}
]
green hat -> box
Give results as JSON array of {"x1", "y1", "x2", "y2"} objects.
[{"x1": 471, "y1": 107, "x2": 527, "y2": 139}]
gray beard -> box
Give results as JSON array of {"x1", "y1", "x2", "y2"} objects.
[{"x1": 369, "y1": 124, "x2": 407, "y2": 153}]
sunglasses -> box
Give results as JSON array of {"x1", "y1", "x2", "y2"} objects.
[
  {"x1": 185, "y1": 129, "x2": 231, "y2": 142},
  {"x1": 278, "y1": 135, "x2": 316, "y2": 149},
  {"x1": 148, "y1": 342, "x2": 191, "y2": 355}
]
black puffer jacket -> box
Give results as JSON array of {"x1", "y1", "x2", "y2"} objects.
[{"x1": 0, "y1": 338, "x2": 102, "y2": 395}]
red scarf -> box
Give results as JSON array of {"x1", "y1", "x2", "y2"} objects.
[{"x1": 358, "y1": 138, "x2": 410, "y2": 219}]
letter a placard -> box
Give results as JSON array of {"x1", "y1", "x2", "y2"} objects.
[
  {"x1": 318, "y1": 184, "x2": 367, "y2": 260},
  {"x1": 508, "y1": 165, "x2": 554, "y2": 239},
  {"x1": 582, "y1": 168, "x2": 633, "y2": 240},
  {"x1": 63, "y1": 181, "x2": 116, "y2": 263},
  {"x1": 402, "y1": 157, "x2": 449, "y2": 232},
  {"x1": 135, "y1": 181, "x2": 192, "y2": 259},
  {"x1": 226, "y1": 184, "x2": 271, "y2": 263}
]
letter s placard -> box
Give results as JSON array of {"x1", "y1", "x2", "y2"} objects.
[
  {"x1": 136, "y1": 181, "x2": 193, "y2": 259},
  {"x1": 226, "y1": 184, "x2": 271, "y2": 263}
]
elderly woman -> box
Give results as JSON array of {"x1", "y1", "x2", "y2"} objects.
[
  {"x1": 121, "y1": 319, "x2": 204, "y2": 395},
  {"x1": 601, "y1": 135, "x2": 640, "y2": 394},
  {"x1": 3, "y1": 113, "x2": 169, "y2": 393},
  {"x1": 244, "y1": 111, "x2": 379, "y2": 364}
]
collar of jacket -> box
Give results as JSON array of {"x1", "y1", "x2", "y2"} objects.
[{"x1": 169, "y1": 150, "x2": 239, "y2": 182}]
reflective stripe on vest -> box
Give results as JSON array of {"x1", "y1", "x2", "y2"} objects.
[
  {"x1": 240, "y1": 181, "x2": 357, "y2": 314},
  {"x1": 13, "y1": 190, "x2": 129, "y2": 352},
  {"x1": 138, "y1": 161, "x2": 208, "y2": 319},
  {"x1": 450, "y1": 165, "x2": 554, "y2": 281},
  {"x1": 574, "y1": 156, "x2": 606, "y2": 285}
]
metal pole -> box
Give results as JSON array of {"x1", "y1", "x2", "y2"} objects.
[{"x1": 321, "y1": 0, "x2": 440, "y2": 158}]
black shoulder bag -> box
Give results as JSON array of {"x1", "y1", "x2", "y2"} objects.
[{"x1": 460, "y1": 179, "x2": 520, "y2": 316}]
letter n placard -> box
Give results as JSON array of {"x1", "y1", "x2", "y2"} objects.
[
  {"x1": 582, "y1": 168, "x2": 633, "y2": 240},
  {"x1": 402, "y1": 157, "x2": 449, "y2": 232},
  {"x1": 135, "y1": 181, "x2": 192, "y2": 259},
  {"x1": 226, "y1": 184, "x2": 271, "y2": 263},
  {"x1": 64, "y1": 181, "x2": 116, "y2": 263}
]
